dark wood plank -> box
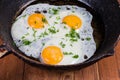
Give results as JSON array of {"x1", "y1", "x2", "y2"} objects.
[
  {"x1": 115, "y1": 41, "x2": 120, "y2": 78},
  {"x1": 98, "y1": 41, "x2": 120, "y2": 80},
  {"x1": 23, "y1": 55, "x2": 99, "y2": 80},
  {"x1": 61, "y1": 71, "x2": 74, "y2": 80},
  {"x1": 23, "y1": 63, "x2": 61, "y2": 80},
  {"x1": 0, "y1": 54, "x2": 24, "y2": 80},
  {"x1": 98, "y1": 56, "x2": 120, "y2": 80},
  {"x1": 74, "y1": 70, "x2": 84, "y2": 80},
  {"x1": 75, "y1": 63, "x2": 99, "y2": 80}
]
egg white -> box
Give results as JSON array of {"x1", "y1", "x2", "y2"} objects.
[
  {"x1": 11, "y1": 3, "x2": 96, "y2": 65},
  {"x1": 41, "y1": 37, "x2": 83, "y2": 65}
]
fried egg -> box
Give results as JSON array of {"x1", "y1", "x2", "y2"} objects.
[
  {"x1": 11, "y1": 3, "x2": 96, "y2": 65},
  {"x1": 41, "y1": 37, "x2": 82, "y2": 65}
]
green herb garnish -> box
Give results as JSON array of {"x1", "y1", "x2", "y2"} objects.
[
  {"x1": 48, "y1": 27, "x2": 56, "y2": 34},
  {"x1": 70, "y1": 38, "x2": 78, "y2": 42},
  {"x1": 42, "y1": 18, "x2": 47, "y2": 23},
  {"x1": 48, "y1": 26, "x2": 59, "y2": 34},
  {"x1": 70, "y1": 44, "x2": 73, "y2": 47},
  {"x1": 49, "y1": 16, "x2": 52, "y2": 18},
  {"x1": 57, "y1": 29, "x2": 59, "y2": 32},
  {"x1": 84, "y1": 30, "x2": 87, "y2": 33},
  {"x1": 64, "y1": 26, "x2": 67, "y2": 29},
  {"x1": 22, "y1": 39, "x2": 31, "y2": 45},
  {"x1": 58, "y1": 7, "x2": 61, "y2": 9},
  {"x1": 67, "y1": 29, "x2": 80, "y2": 38},
  {"x1": 59, "y1": 41, "x2": 66, "y2": 48},
  {"x1": 72, "y1": 55, "x2": 79, "y2": 59},
  {"x1": 63, "y1": 52, "x2": 73, "y2": 55},
  {"x1": 12, "y1": 42, "x2": 16, "y2": 46},
  {"x1": 72, "y1": 6, "x2": 75, "y2": 9},
  {"x1": 22, "y1": 36, "x2": 25, "y2": 39},
  {"x1": 86, "y1": 37, "x2": 91, "y2": 41},
  {"x1": 72, "y1": 11, "x2": 75, "y2": 13},
  {"x1": 56, "y1": 16, "x2": 60, "y2": 20},
  {"x1": 52, "y1": 8, "x2": 59, "y2": 14},
  {"x1": 32, "y1": 29, "x2": 37, "y2": 38},
  {"x1": 21, "y1": 33, "x2": 29, "y2": 39},
  {"x1": 48, "y1": 8, "x2": 51, "y2": 14},
  {"x1": 25, "y1": 33, "x2": 29, "y2": 36},
  {"x1": 49, "y1": 8, "x2": 59, "y2": 14},
  {"x1": 54, "y1": 22, "x2": 58, "y2": 24},
  {"x1": 42, "y1": 43, "x2": 45, "y2": 46},
  {"x1": 39, "y1": 31, "x2": 48, "y2": 38},
  {"x1": 62, "y1": 22, "x2": 67, "y2": 24},
  {"x1": 22, "y1": 15, "x2": 26, "y2": 18},
  {"x1": 65, "y1": 29, "x2": 80, "y2": 42}
]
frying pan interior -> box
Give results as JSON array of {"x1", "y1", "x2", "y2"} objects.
[
  {"x1": 0, "y1": 0, "x2": 120, "y2": 70},
  {"x1": 14, "y1": 0, "x2": 105, "y2": 60}
]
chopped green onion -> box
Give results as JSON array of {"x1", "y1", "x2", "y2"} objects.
[
  {"x1": 64, "y1": 26, "x2": 67, "y2": 29},
  {"x1": 22, "y1": 36, "x2": 25, "y2": 39},
  {"x1": 22, "y1": 40, "x2": 31, "y2": 45},
  {"x1": 58, "y1": 7, "x2": 61, "y2": 9},
  {"x1": 42, "y1": 43, "x2": 45, "y2": 46},
  {"x1": 54, "y1": 22, "x2": 58, "y2": 24},
  {"x1": 39, "y1": 31, "x2": 48, "y2": 38},
  {"x1": 22, "y1": 15, "x2": 26, "y2": 18},
  {"x1": 70, "y1": 44, "x2": 73, "y2": 47},
  {"x1": 86, "y1": 37, "x2": 91, "y2": 41},
  {"x1": 32, "y1": 28, "x2": 37, "y2": 38},
  {"x1": 42, "y1": 18, "x2": 47, "y2": 23},
  {"x1": 21, "y1": 33, "x2": 29, "y2": 39},
  {"x1": 70, "y1": 38, "x2": 78, "y2": 42},
  {"x1": 49, "y1": 8, "x2": 59, "y2": 14},
  {"x1": 48, "y1": 26, "x2": 59, "y2": 34},
  {"x1": 56, "y1": 16, "x2": 60, "y2": 20},
  {"x1": 72, "y1": 11, "x2": 75, "y2": 13},
  {"x1": 72, "y1": 55, "x2": 79, "y2": 59},
  {"x1": 65, "y1": 29, "x2": 80, "y2": 42},
  {"x1": 59, "y1": 42, "x2": 66, "y2": 48},
  {"x1": 52, "y1": 8, "x2": 59, "y2": 14},
  {"x1": 62, "y1": 22, "x2": 67, "y2": 24},
  {"x1": 63, "y1": 52, "x2": 73, "y2": 55}
]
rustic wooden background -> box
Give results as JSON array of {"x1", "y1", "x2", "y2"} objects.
[{"x1": 0, "y1": 0, "x2": 120, "y2": 80}]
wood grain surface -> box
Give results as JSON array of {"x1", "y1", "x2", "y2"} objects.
[{"x1": 0, "y1": 0, "x2": 120, "y2": 80}]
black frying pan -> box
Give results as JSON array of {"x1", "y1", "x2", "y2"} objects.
[{"x1": 0, "y1": 0, "x2": 120, "y2": 70}]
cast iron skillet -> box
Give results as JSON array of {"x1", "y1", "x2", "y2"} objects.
[{"x1": 0, "y1": 0, "x2": 120, "y2": 70}]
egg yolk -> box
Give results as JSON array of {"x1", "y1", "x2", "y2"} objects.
[
  {"x1": 62, "y1": 15, "x2": 82, "y2": 29},
  {"x1": 28, "y1": 13, "x2": 47, "y2": 29},
  {"x1": 41, "y1": 46, "x2": 63, "y2": 65}
]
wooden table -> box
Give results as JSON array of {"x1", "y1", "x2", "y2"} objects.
[{"x1": 0, "y1": 1, "x2": 120, "y2": 80}]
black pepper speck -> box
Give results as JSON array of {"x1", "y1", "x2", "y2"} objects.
[
  {"x1": 43, "y1": 10, "x2": 47, "y2": 13},
  {"x1": 66, "y1": 7, "x2": 70, "y2": 10},
  {"x1": 34, "y1": 11, "x2": 41, "y2": 14},
  {"x1": 81, "y1": 38, "x2": 84, "y2": 41},
  {"x1": 18, "y1": 40, "x2": 21, "y2": 42},
  {"x1": 27, "y1": 27, "x2": 29, "y2": 29},
  {"x1": 84, "y1": 55, "x2": 88, "y2": 59}
]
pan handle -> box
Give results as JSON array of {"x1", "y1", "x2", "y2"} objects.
[{"x1": 0, "y1": 45, "x2": 11, "y2": 58}]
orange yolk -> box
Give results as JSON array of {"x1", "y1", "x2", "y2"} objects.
[
  {"x1": 28, "y1": 13, "x2": 47, "y2": 29},
  {"x1": 62, "y1": 15, "x2": 82, "y2": 29},
  {"x1": 41, "y1": 46, "x2": 63, "y2": 65}
]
